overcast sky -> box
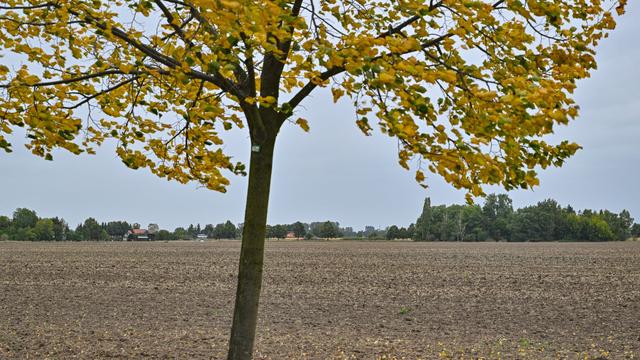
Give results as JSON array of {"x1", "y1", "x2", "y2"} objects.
[{"x1": 1, "y1": 4, "x2": 638, "y2": 231}]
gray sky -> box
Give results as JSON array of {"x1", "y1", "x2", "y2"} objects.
[{"x1": 1, "y1": 4, "x2": 639, "y2": 231}]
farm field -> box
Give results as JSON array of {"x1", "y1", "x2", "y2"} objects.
[{"x1": 0, "y1": 241, "x2": 639, "y2": 359}]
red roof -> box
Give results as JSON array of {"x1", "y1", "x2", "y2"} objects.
[{"x1": 131, "y1": 229, "x2": 147, "y2": 235}]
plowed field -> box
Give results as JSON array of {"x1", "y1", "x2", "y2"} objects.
[{"x1": 1, "y1": 241, "x2": 639, "y2": 359}]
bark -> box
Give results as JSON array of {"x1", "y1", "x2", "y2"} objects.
[{"x1": 227, "y1": 132, "x2": 276, "y2": 360}]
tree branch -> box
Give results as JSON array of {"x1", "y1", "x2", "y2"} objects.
[
  {"x1": 377, "y1": 1, "x2": 443, "y2": 39},
  {"x1": 259, "y1": 0, "x2": 304, "y2": 100},
  {"x1": 283, "y1": 66, "x2": 344, "y2": 113},
  {"x1": 0, "y1": 3, "x2": 54, "y2": 10},
  {"x1": 240, "y1": 32, "x2": 256, "y2": 97},
  {"x1": 154, "y1": 0, "x2": 192, "y2": 45},
  {"x1": 283, "y1": 33, "x2": 453, "y2": 115},
  {"x1": 164, "y1": 0, "x2": 218, "y2": 36},
  {"x1": 63, "y1": 76, "x2": 139, "y2": 110},
  {"x1": 65, "y1": 7, "x2": 244, "y2": 97},
  {"x1": 0, "y1": 69, "x2": 126, "y2": 88}
]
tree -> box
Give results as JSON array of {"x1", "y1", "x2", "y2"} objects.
[
  {"x1": 582, "y1": 215, "x2": 616, "y2": 241},
  {"x1": 291, "y1": 221, "x2": 306, "y2": 238},
  {"x1": 432, "y1": 205, "x2": 453, "y2": 241},
  {"x1": 405, "y1": 224, "x2": 416, "y2": 240},
  {"x1": 631, "y1": 223, "x2": 640, "y2": 238},
  {"x1": 269, "y1": 224, "x2": 288, "y2": 239},
  {"x1": 156, "y1": 229, "x2": 175, "y2": 240},
  {"x1": 34, "y1": 218, "x2": 55, "y2": 241},
  {"x1": 0, "y1": 215, "x2": 10, "y2": 232},
  {"x1": 204, "y1": 224, "x2": 215, "y2": 238},
  {"x1": 223, "y1": 221, "x2": 238, "y2": 239},
  {"x1": 106, "y1": 221, "x2": 131, "y2": 238},
  {"x1": 315, "y1": 221, "x2": 342, "y2": 239},
  {"x1": 80, "y1": 217, "x2": 106, "y2": 240},
  {"x1": 12, "y1": 208, "x2": 38, "y2": 229},
  {"x1": 385, "y1": 225, "x2": 401, "y2": 240},
  {"x1": 214, "y1": 223, "x2": 226, "y2": 239},
  {"x1": 602, "y1": 209, "x2": 634, "y2": 240},
  {"x1": 482, "y1": 194, "x2": 513, "y2": 241},
  {"x1": 174, "y1": 227, "x2": 189, "y2": 240},
  {"x1": 13, "y1": 227, "x2": 36, "y2": 241},
  {"x1": 460, "y1": 205, "x2": 485, "y2": 241},
  {"x1": 187, "y1": 224, "x2": 197, "y2": 237},
  {"x1": 534, "y1": 199, "x2": 562, "y2": 241},
  {"x1": 212, "y1": 221, "x2": 237, "y2": 239},
  {"x1": 66, "y1": 228, "x2": 81, "y2": 241},
  {"x1": 0, "y1": 1, "x2": 624, "y2": 358},
  {"x1": 619, "y1": 210, "x2": 634, "y2": 237},
  {"x1": 414, "y1": 198, "x2": 432, "y2": 241},
  {"x1": 51, "y1": 217, "x2": 69, "y2": 241}
]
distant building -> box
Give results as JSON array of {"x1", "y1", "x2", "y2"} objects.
[
  {"x1": 342, "y1": 227, "x2": 355, "y2": 237},
  {"x1": 364, "y1": 226, "x2": 376, "y2": 236},
  {"x1": 286, "y1": 231, "x2": 296, "y2": 239},
  {"x1": 124, "y1": 228, "x2": 153, "y2": 241},
  {"x1": 196, "y1": 233, "x2": 208, "y2": 240}
]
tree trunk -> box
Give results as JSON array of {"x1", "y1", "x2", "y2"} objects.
[{"x1": 227, "y1": 135, "x2": 276, "y2": 360}]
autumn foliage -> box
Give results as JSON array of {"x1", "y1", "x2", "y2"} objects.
[{"x1": 0, "y1": 0, "x2": 626, "y2": 198}]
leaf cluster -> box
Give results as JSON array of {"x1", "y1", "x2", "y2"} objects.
[{"x1": 0, "y1": 0, "x2": 625, "y2": 196}]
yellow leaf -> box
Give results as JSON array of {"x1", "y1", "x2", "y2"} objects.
[
  {"x1": 22, "y1": 75, "x2": 40, "y2": 85},
  {"x1": 616, "y1": 0, "x2": 626, "y2": 15},
  {"x1": 331, "y1": 88, "x2": 345, "y2": 103},
  {"x1": 295, "y1": 118, "x2": 310, "y2": 132},
  {"x1": 378, "y1": 72, "x2": 395, "y2": 83},
  {"x1": 118, "y1": 64, "x2": 134, "y2": 73},
  {"x1": 220, "y1": 0, "x2": 242, "y2": 9}
]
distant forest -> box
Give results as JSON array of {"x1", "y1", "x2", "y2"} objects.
[
  {"x1": 411, "y1": 195, "x2": 638, "y2": 242},
  {"x1": 1, "y1": 194, "x2": 639, "y2": 241}
]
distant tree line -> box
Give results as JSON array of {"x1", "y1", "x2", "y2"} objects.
[
  {"x1": 405, "y1": 195, "x2": 638, "y2": 242},
  {"x1": 0, "y1": 210, "x2": 344, "y2": 241},
  {"x1": 263, "y1": 221, "x2": 340, "y2": 239},
  {"x1": 0, "y1": 208, "x2": 242, "y2": 241},
  {"x1": 0, "y1": 208, "x2": 70, "y2": 241},
  {"x1": 2, "y1": 196, "x2": 639, "y2": 242},
  {"x1": 0, "y1": 210, "x2": 348, "y2": 241}
]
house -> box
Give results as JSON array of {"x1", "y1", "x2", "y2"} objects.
[
  {"x1": 124, "y1": 228, "x2": 153, "y2": 241},
  {"x1": 286, "y1": 231, "x2": 296, "y2": 239},
  {"x1": 196, "y1": 233, "x2": 208, "y2": 240}
]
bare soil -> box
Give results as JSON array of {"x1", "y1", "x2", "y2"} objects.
[{"x1": 0, "y1": 241, "x2": 639, "y2": 359}]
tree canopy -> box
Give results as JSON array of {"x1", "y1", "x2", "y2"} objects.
[
  {"x1": 411, "y1": 196, "x2": 635, "y2": 242},
  {"x1": 0, "y1": 1, "x2": 626, "y2": 358},
  {"x1": 0, "y1": 0, "x2": 626, "y2": 198}
]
